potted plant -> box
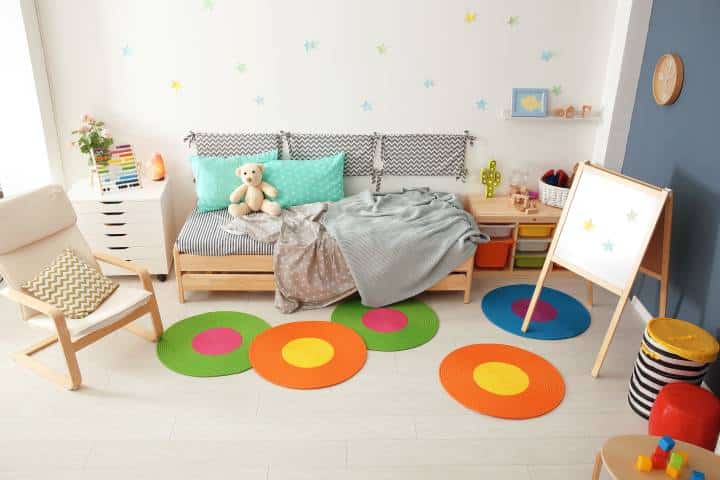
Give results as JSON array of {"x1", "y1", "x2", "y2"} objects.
[{"x1": 71, "y1": 114, "x2": 114, "y2": 185}]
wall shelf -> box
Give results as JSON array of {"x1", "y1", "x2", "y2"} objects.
[{"x1": 499, "y1": 108, "x2": 602, "y2": 122}]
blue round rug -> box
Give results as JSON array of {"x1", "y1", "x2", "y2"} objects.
[{"x1": 481, "y1": 284, "x2": 590, "y2": 340}]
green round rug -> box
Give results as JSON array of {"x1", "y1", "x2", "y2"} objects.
[
  {"x1": 331, "y1": 298, "x2": 439, "y2": 351},
  {"x1": 157, "y1": 311, "x2": 271, "y2": 377}
]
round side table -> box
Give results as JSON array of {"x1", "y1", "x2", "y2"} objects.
[{"x1": 593, "y1": 435, "x2": 720, "y2": 480}]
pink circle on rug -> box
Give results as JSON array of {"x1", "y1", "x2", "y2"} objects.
[
  {"x1": 362, "y1": 308, "x2": 409, "y2": 333},
  {"x1": 191, "y1": 327, "x2": 243, "y2": 355},
  {"x1": 511, "y1": 298, "x2": 558, "y2": 323}
]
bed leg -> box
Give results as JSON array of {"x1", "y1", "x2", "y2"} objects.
[
  {"x1": 463, "y1": 269, "x2": 473, "y2": 304},
  {"x1": 173, "y1": 246, "x2": 185, "y2": 303}
]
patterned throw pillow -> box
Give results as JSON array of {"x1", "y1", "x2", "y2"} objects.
[
  {"x1": 22, "y1": 249, "x2": 118, "y2": 319},
  {"x1": 262, "y1": 153, "x2": 345, "y2": 208}
]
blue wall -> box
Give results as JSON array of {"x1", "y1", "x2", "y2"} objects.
[{"x1": 623, "y1": 0, "x2": 720, "y2": 391}]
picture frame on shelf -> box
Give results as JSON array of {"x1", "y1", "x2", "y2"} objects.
[{"x1": 512, "y1": 88, "x2": 549, "y2": 117}]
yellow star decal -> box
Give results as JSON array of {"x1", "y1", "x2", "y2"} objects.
[
  {"x1": 583, "y1": 219, "x2": 595, "y2": 231},
  {"x1": 170, "y1": 80, "x2": 182, "y2": 91},
  {"x1": 465, "y1": 12, "x2": 477, "y2": 23}
]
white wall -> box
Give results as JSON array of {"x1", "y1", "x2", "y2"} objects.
[
  {"x1": 0, "y1": 0, "x2": 62, "y2": 196},
  {"x1": 36, "y1": 0, "x2": 617, "y2": 227}
]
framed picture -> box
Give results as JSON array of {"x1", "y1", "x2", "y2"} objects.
[{"x1": 512, "y1": 88, "x2": 549, "y2": 117}]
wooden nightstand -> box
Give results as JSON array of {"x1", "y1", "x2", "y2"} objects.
[{"x1": 68, "y1": 178, "x2": 175, "y2": 281}]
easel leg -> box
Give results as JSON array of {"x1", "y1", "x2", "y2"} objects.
[
  {"x1": 658, "y1": 274, "x2": 668, "y2": 318},
  {"x1": 591, "y1": 451, "x2": 603, "y2": 480},
  {"x1": 521, "y1": 261, "x2": 553, "y2": 333},
  {"x1": 591, "y1": 291, "x2": 631, "y2": 377},
  {"x1": 586, "y1": 281, "x2": 593, "y2": 308}
]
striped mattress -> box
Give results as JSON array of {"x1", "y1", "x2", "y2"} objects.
[{"x1": 175, "y1": 208, "x2": 274, "y2": 256}]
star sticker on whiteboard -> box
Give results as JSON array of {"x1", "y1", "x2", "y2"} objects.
[
  {"x1": 583, "y1": 219, "x2": 595, "y2": 231},
  {"x1": 602, "y1": 240, "x2": 614, "y2": 252},
  {"x1": 626, "y1": 209, "x2": 638, "y2": 222},
  {"x1": 170, "y1": 80, "x2": 182, "y2": 92}
]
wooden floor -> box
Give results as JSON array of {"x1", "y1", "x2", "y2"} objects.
[{"x1": 0, "y1": 273, "x2": 648, "y2": 479}]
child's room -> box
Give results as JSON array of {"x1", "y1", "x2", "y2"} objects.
[{"x1": 2, "y1": 0, "x2": 720, "y2": 478}]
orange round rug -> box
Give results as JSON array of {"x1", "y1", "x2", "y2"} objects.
[
  {"x1": 249, "y1": 321, "x2": 367, "y2": 389},
  {"x1": 439, "y1": 344, "x2": 565, "y2": 419}
]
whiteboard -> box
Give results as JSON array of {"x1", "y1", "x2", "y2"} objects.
[{"x1": 553, "y1": 165, "x2": 667, "y2": 291}]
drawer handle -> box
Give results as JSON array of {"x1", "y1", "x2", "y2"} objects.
[
  {"x1": 108, "y1": 246, "x2": 129, "y2": 250},
  {"x1": 104, "y1": 222, "x2": 126, "y2": 226},
  {"x1": 100, "y1": 201, "x2": 123, "y2": 205},
  {"x1": 101, "y1": 212, "x2": 125, "y2": 216},
  {"x1": 105, "y1": 233, "x2": 127, "y2": 237}
]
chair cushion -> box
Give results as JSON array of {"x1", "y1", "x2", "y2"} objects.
[
  {"x1": 22, "y1": 248, "x2": 118, "y2": 319},
  {"x1": 24, "y1": 285, "x2": 151, "y2": 338}
]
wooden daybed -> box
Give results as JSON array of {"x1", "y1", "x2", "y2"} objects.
[{"x1": 174, "y1": 247, "x2": 474, "y2": 304}]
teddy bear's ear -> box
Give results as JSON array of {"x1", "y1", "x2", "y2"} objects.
[
  {"x1": 235, "y1": 167, "x2": 243, "y2": 176},
  {"x1": 256, "y1": 164, "x2": 264, "y2": 173}
]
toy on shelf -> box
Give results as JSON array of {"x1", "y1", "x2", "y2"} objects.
[
  {"x1": 659, "y1": 436, "x2": 676, "y2": 452},
  {"x1": 635, "y1": 455, "x2": 652, "y2": 472},
  {"x1": 94, "y1": 144, "x2": 142, "y2": 194},
  {"x1": 582, "y1": 105, "x2": 593, "y2": 118},
  {"x1": 551, "y1": 107, "x2": 566, "y2": 117},
  {"x1": 151, "y1": 152, "x2": 166, "y2": 181},
  {"x1": 564, "y1": 105, "x2": 576, "y2": 118},
  {"x1": 480, "y1": 158, "x2": 502, "y2": 198},
  {"x1": 691, "y1": 470, "x2": 705, "y2": 480},
  {"x1": 511, "y1": 191, "x2": 539, "y2": 214}
]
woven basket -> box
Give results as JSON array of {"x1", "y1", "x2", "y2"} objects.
[{"x1": 538, "y1": 178, "x2": 570, "y2": 208}]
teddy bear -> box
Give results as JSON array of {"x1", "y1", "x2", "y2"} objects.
[{"x1": 228, "y1": 163, "x2": 281, "y2": 217}]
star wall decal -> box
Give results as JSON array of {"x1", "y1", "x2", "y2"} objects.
[
  {"x1": 235, "y1": 63, "x2": 247, "y2": 73},
  {"x1": 254, "y1": 96, "x2": 264, "y2": 106},
  {"x1": 121, "y1": 44, "x2": 133, "y2": 57},
  {"x1": 541, "y1": 50, "x2": 555, "y2": 62},
  {"x1": 376, "y1": 43, "x2": 388, "y2": 55},
  {"x1": 465, "y1": 12, "x2": 477, "y2": 23},
  {"x1": 551, "y1": 85, "x2": 562, "y2": 95},
  {"x1": 507, "y1": 16, "x2": 519, "y2": 27},
  {"x1": 583, "y1": 219, "x2": 595, "y2": 231},
  {"x1": 202, "y1": 0, "x2": 215, "y2": 10},
  {"x1": 304, "y1": 40, "x2": 318, "y2": 53},
  {"x1": 602, "y1": 240, "x2": 614, "y2": 252},
  {"x1": 627, "y1": 209, "x2": 638, "y2": 222},
  {"x1": 424, "y1": 79, "x2": 435, "y2": 88},
  {"x1": 475, "y1": 99, "x2": 488, "y2": 110},
  {"x1": 361, "y1": 100, "x2": 372, "y2": 111},
  {"x1": 170, "y1": 80, "x2": 182, "y2": 92}
]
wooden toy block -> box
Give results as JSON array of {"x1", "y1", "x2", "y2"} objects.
[
  {"x1": 666, "y1": 465, "x2": 680, "y2": 479},
  {"x1": 669, "y1": 451, "x2": 685, "y2": 469},
  {"x1": 636, "y1": 455, "x2": 652, "y2": 472},
  {"x1": 690, "y1": 470, "x2": 705, "y2": 480},
  {"x1": 652, "y1": 451, "x2": 668, "y2": 469},
  {"x1": 675, "y1": 450, "x2": 688, "y2": 464},
  {"x1": 654, "y1": 445, "x2": 670, "y2": 459},
  {"x1": 658, "y1": 436, "x2": 676, "y2": 452}
]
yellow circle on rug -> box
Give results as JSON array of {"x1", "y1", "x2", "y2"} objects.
[
  {"x1": 281, "y1": 337, "x2": 335, "y2": 368},
  {"x1": 473, "y1": 361, "x2": 529, "y2": 396}
]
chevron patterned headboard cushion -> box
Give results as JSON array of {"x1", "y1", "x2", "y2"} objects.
[
  {"x1": 22, "y1": 248, "x2": 118, "y2": 319},
  {"x1": 380, "y1": 134, "x2": 468, "y2": 179},
  {"x1": 191, "y1": 132, "x2": 282, "y2": 157},
  {"x1": 286, "y1": 133, "x2": 376, "y2": 176}
]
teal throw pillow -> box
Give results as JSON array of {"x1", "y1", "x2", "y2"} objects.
[
  {"x1": 190, "y1": 149, "x2": 278, "y2": 212},
  {"x1": 262, "y1": 153, "x2": 345, "y2": 208}
]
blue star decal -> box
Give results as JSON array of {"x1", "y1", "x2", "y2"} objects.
[
  {"x1": 423, "y1": 79, "x2": 434, "y2": 88},
  {"x1": 254, "y1": 96, "x2": 264, "y2": 106},
  {"x1": 475, "y1": 99, "x2": 488, "y2": 110},
  {"x1": 541, "y1": 50, "x2": 554, "y2": 62},
  {"x1": 361, "y1": 100, "x2": 372, "y2": 112},
  {"x1": 303, "y1": 40, "x2": 318, "y2": 53},
  {"x1": 602, "y1": 240, "x2": 614, "y2": 252},
  {"x1": 121, "y1": 44, "x2": 133, "y2": 56}
]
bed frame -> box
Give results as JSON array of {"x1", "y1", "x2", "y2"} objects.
[{"x1": 173, "y1": 247, "x2": 475, "y2": 304}]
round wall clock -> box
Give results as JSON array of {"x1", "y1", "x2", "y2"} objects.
[{"x1": 652, "y1": 53, "x2": 684, "y2": 105}]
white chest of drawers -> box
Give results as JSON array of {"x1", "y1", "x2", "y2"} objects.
[{"x1": 68, "y1": 178, "x2": 175, "y2": 280}]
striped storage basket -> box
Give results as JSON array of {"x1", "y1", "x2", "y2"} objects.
[{"x1": 629, "y1": 317, "x2": 719, "y2": 419}]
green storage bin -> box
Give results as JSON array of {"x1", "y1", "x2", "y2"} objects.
[{"x1": 514, "y1": 253, "x2": 546, "y2": 269}]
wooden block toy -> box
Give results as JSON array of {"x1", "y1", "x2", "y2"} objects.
[
  {"x1": 675, "y1": 450, "x2": 688, "y2": 464},
  {"x1": 652, "y1": 451, "x2": 668, "y2": 469},
  {"x1": 636, "y1": 455, "x2": 652, "y2": 472},
  {"x1": 666, "y1": 465, "x2": 680, "y2": 479},
  {"x1": 654, "y1": 445, "x2": 670, "y2": 459},
  {"x1": 658, "y1": 436, "x2": 676, "y2": 452},
  {"x1": 690, "y1": 470, "x2": 705, "y2": 480},
  {"x1": 669, "y1": 451, "x2": 685, "y2": 470}
]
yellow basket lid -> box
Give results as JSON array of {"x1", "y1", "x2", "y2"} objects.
[{"x1": 647, "y1": 317, "x2": 719, "y2": 363}]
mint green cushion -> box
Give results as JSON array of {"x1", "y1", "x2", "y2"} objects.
[
  {"x1": 262, "y1": 153, "x2": 345, "y2": 208},
  {"x1": 190, "y1": 150, "x2": 278, "y2": 212}
]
